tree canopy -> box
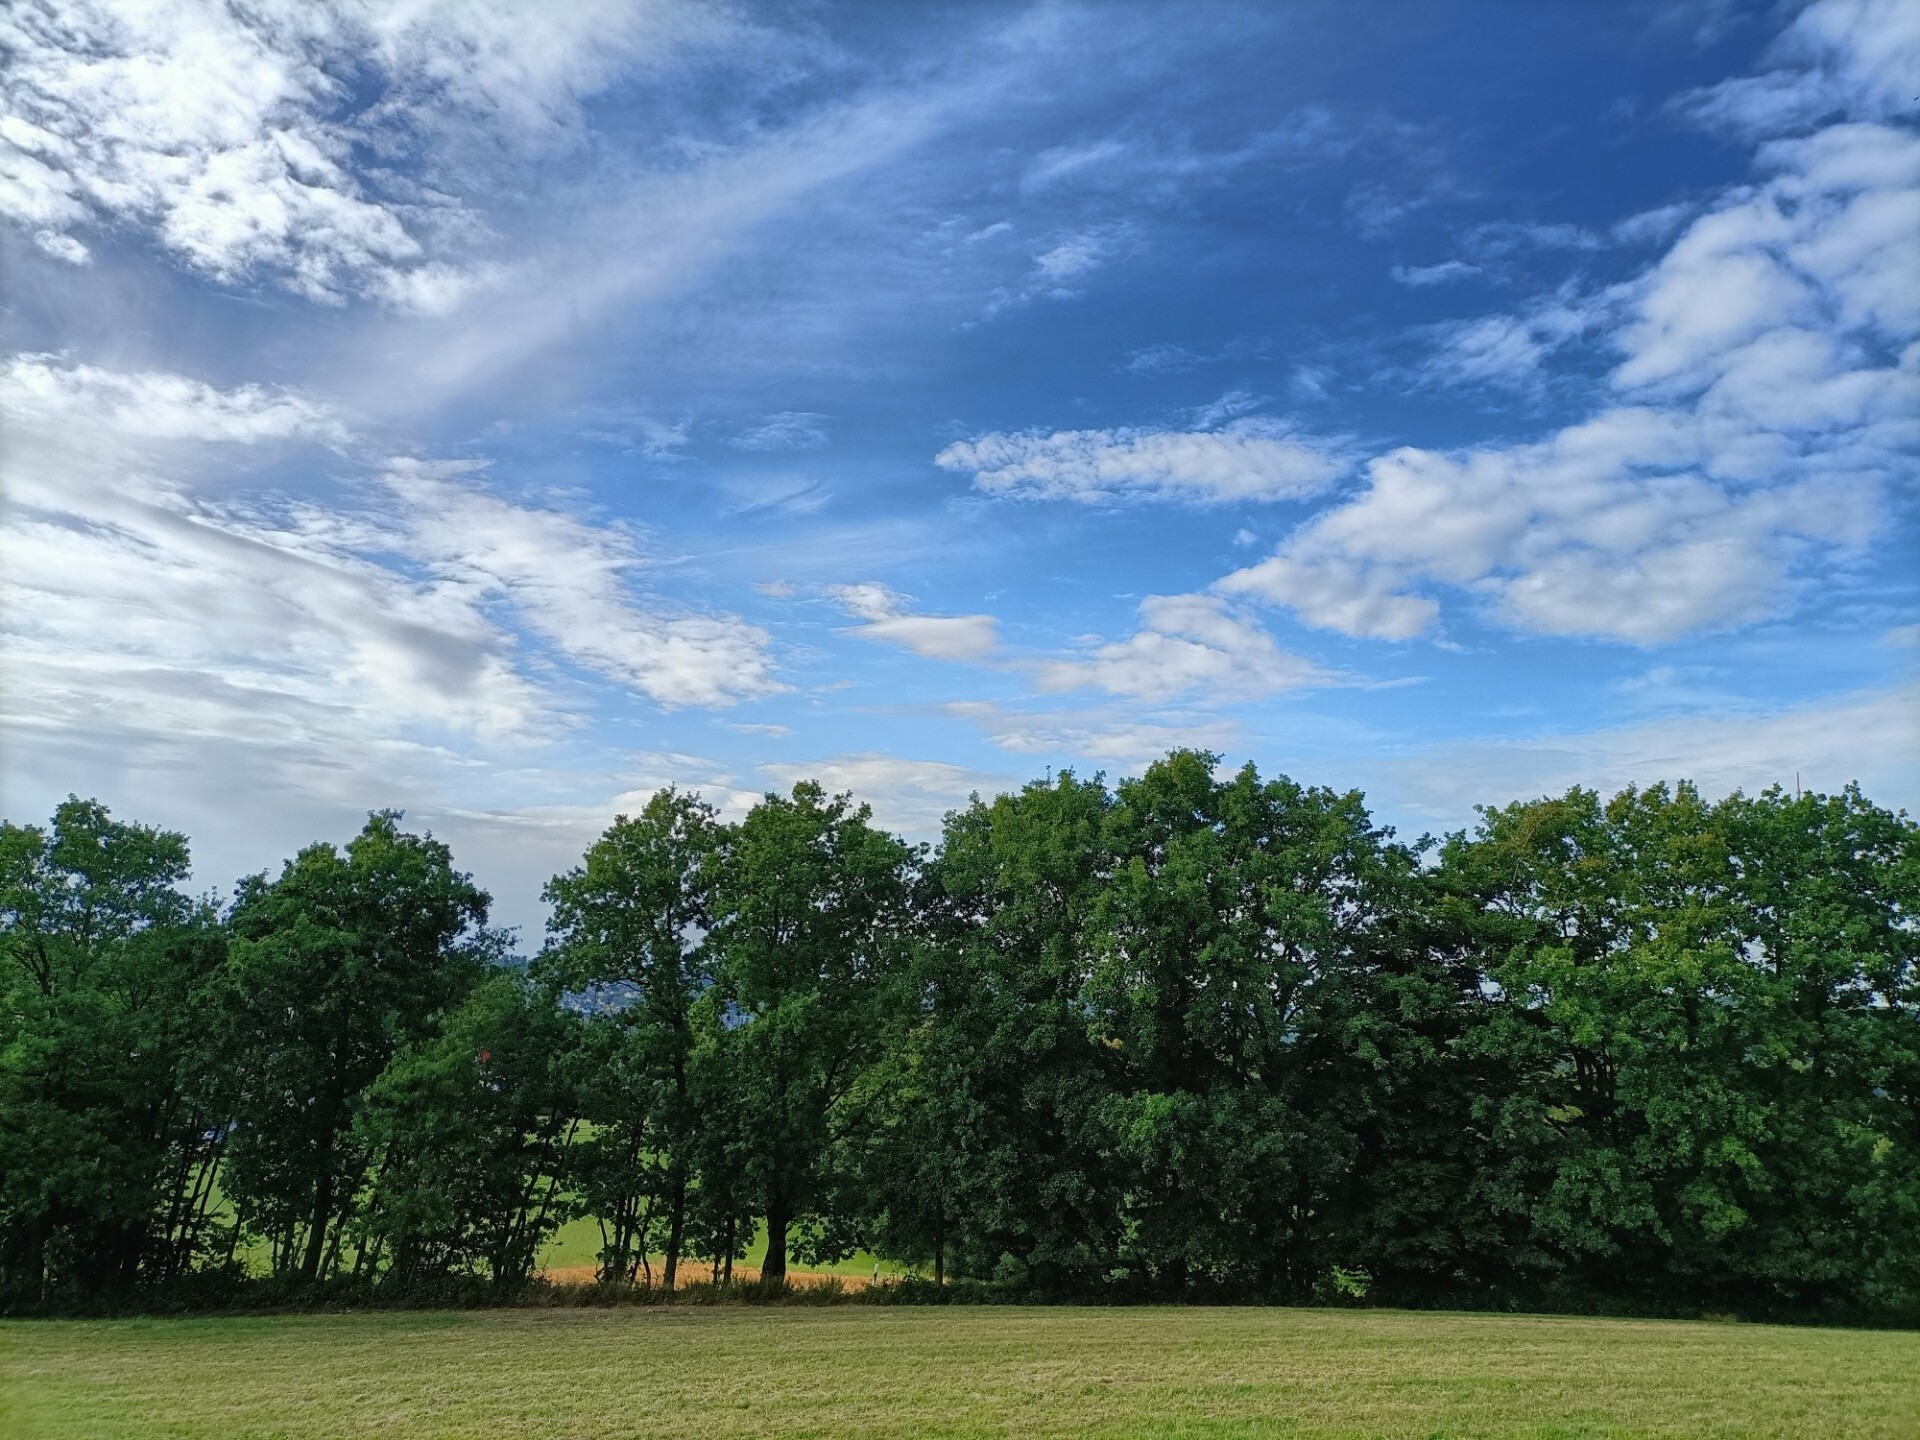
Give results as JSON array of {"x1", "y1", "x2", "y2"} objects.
[{"x1": 3, "y1": 760, "x2": 1914, "y2": 1323}]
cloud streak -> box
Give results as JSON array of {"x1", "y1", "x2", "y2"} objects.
[
  {"x1": 938, "y1": 417, "x2": 1344, "y2": 506},
  {"x1": 827, "y1": 582, "x2": 999, "y2": 662}
]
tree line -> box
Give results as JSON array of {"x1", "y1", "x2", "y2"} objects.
[{"x1": 3, "y1": 752, "x2": 1915, "y2": 1320}]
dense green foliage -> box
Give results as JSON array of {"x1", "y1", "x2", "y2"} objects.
[{"x1": 3, "y1": 755, "x2": 1915, "y2": 1321}]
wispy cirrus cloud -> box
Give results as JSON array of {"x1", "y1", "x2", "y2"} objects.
[
  {"x1": 729, "y1": 411, "x2": 831, "y2": 452},
  {"x1": 1, "y1": 356, "x2": 782, "y2": 787},
  {"x1": 937, "y1": 416, "x2": 1344, "y2": 506},
  {"x1": 1390, "y1": 259, "x2": 1482, "y2": 287}
]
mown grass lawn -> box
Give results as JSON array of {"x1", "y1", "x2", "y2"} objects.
[{"x1": 4, "y1": 1305, "x2": 1915, "y2": 1439}]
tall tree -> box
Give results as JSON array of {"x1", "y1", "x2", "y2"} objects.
[
  {"x1": 703, "y1": 782, "x2": 914, "y2": 1281},
  {"x1": 223, "y1": 812, "x2": 495, "y2": 1282},
  {"x1": 1714, "y1": 784, "x2": 1920, "y2": 1315},
  {"x1": 1435, "y1": 781, "x2": 1920, "y2": 1317},
  {"x1": 538, "y1": 788, "x2": 722, "y2": 1288},
  {"x1": 352, "y1": 971, "x2": 583, "y2": 1288},
  {"x1": 915, "y1": 769, "x2": 1122, "y2": 1291},
  {"x1": 0, "y1": 798, "x2": 228, "y2": 1301},
  {"x1": 1088, "y1": 753, "x2": 1439, "y2": 1297}
]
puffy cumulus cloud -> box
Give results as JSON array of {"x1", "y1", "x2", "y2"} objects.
[
  {"x1": 1229, "y1": 0, "x2": 1919, "y2": 646},
  {"x1": 1222, "y1": 403, "x2": 1889, "y2": 644},
  {"x1": 826, "y1": 582, "x2": 999, "y2": 662},
  {"x1": 0, "y1": 0, "x2": 724, "y2": 305},
  {"x1": 1218, "y1": 551, "x2": 1438, "y2": 642},
  {"x1": 756, "y1": 753, "x2": 1014, "y2": 838},
  {"x1": 1034, "y1": 594, "x2": 1332, "y2": 702},
  {"x1": 1393, "y1": 683, "x2": 1920, "y2": 822},
  {"x1": 937, "y1": 417, "x2": 1344, "y2": 506}
]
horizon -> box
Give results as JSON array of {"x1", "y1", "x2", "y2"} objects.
[{"x1": 4, "y1": 0, "x2": 1917, "y2": 941}]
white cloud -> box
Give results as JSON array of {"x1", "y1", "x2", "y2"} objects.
[
  {"x1": 730, "y1": 412, "x2": 830, "y2": 451},
  {"x1": 1229, "y1": 0, "x2": 1919, "y2": 646},
  {"x1": 1460, "y1": 220, "x2": 1605, "y2": 257},
  {"x1": 1022, "y1": 138, "x2": 1134, "y2": 191},
  {"x1": 1613, "y1": 201, "x2": 1698, "y2": 246},
  {"x1": 380, "y1": 460, "x2": 783, "y2": 708},
  {"x1": 1122, "y1": 343, "x2": 1205, "y2": 375},
  {"x1": 940, "y1": 700, "x2": 1238, "y2": 769},
  {"x1": 31, "y1": 228, "x2": 90, "y2": 264},
  {"x1": 1423, "y1": 314, "x2": 1554, "y2": 388},
  {"x1": 1034, "y1": 594, "x2": 1332, "y2": 702},
  {"x1": 756, "y1": 753, "x2": 1012, "y2": 838},
  {"x1": 974, "y1": 223, "x2": 1136, "y2": 318},
  {"x1": 347, "y1": 78, "x2": 965, "y2": 413},
  {"x1": 1391, "y1": 260, "x2": 1481, "y2": 287},
  {"x1": 1120, "y1": 338, "x2": 1269, "y2": 376},
  {"x1": 0, "y1": 357, "x2": 782, "y2": 826},
  {"x1": 937, "y1": 416, "x2": 1344, "y2": 506},
  {"x1": 1219, "y1": 550, "x2": 1438, "y2": 642},
  {"x1": 2, "y1": 369, "x2": 548, "y2": 764},
  {"x1": 1020, "y1": 114, "x2": 1350, "y2": 198},
  {"x1": 1, "y1": 353, "x2": 348, "y2": 445},
  {"x1": 0, "y1": 0, "x2": 727, "y2": 305},
  {"x1": 1220, "y1": 402, "x2": 1887, "y2": 643},
  {"x1": 826, "y1": 582, "x2": 999, "y2": 662},
  {"x1": 1187, "y1": 389, "x2": 1267, "y2": 428},
  {"x1": 1674, "y1": 0, "x2": 1920, "y2": 137},
  {"x1": 1394, "y1": 683, "x2": 1920, "y2": 820}
]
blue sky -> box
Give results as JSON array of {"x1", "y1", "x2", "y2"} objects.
[{"x1": 3, "y1": 0, "x2": 1915, "y2": 939}]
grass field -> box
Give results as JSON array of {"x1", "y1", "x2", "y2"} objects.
[
  {"x1": 536, "y1": 1213, "x2": 911, "y2": 1282},
  {"x1": 5, "y1": 1306, "x2": 1916, "y2": 1439}
]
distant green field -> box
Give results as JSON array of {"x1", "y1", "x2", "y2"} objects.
[
  {"x1": 536, "y1": 1213, "x2": 911, "y2": 1280},
  {"x1": 5, "y1": 1306, "x2": 1916, "y2": 1439}
]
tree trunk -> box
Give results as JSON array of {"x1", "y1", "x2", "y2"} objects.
[
  {"x1": 14, "y1": 1214, "x2": 49, "y2": 1302},
  {"x1": 663, "y1": 1172, "x2": 687, "y2": 1291},
  {"x1": 762, "y1": 1196, "x2": 790, "y2": 1282},
  {"x1": 300, "y1": 1162, "x2": 334, "y2": 1281}
]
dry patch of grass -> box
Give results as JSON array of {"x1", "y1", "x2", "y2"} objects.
[
  {"x1": 4, "y1": 1305, "x2": 1916, "y2": 1439},
  {"x1": 539, "y1": 1261, "x2": 877, "y2": 1290}
]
